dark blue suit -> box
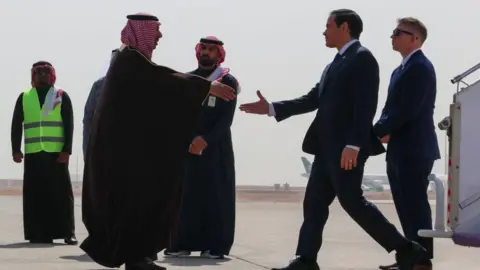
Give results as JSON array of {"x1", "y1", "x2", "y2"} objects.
[
  {"x1": 374, "y1": 50, "x2": 440, "y2": 260},
  {"x1": 83, "y1": 76, "x2": 105, "y2": 158},
  {"x1": 272, "y1": 41, "x2": 406, "y2": 260}
]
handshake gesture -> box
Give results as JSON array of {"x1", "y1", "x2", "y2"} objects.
[
  {"x1": 209, "y1": 81, "x2": 236, "y2": 101},
  {"x1": 239, "y1": 90, "x2": 269, "y2": 114}
]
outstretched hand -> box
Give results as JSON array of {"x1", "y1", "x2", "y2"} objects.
[
  {"x1": 239, "y1": 90, "x2": 269, "y2": 115},
  {"x1": 209, "y1": 81, "x2": 236, "y2": 101}
]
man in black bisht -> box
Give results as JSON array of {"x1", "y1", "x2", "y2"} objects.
[
  {"x1": 11, "y1": 61, "x2": 77, "y2": 245},
  {"x1": 80, "y1": 13, "x2": 236, "y2": 270},
  {"x1": 165, "y1": 36, "x2": 238, "y2": 259}
]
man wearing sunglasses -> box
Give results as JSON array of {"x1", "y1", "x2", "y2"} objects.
[
  {"x1": 375, "y1": 17, "x2": 439, "y2": 270},
  {"x1": 240, "y1": 9, "x2": 429, "y2": 270},
  {"x1": 10, "y1": 61, "x2": 77, "y2": 245}
]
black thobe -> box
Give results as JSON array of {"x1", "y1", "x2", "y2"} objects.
[
  {"x1": 10, "y1": 88, "x2": 75, "y2": 241},
  {"x1": 80, "y1": 46, "x2": 212, "y2": 268},
  {"x1": 170, "y1": 68, "x2": 238, "y2": 255}
]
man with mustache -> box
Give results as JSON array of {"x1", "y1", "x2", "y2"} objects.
[
  {"x1": 11, "y1": 61, "x2": 77, "y2": 245},
  {"x1": 80, "y1": 14, "x2": 236, "y2": 270},
  {"x1": 165, "y1": 36, "x2": 239, "y2": 259}
]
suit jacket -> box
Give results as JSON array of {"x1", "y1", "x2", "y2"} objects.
[
  {"x1": 374, "y1": 50, "x2": 440, "y2": 160},
  {"x1": 83, "y1": 76, "x2": 105, "y2": 157},
  {"x1": 272, "y1": 41, "x2": 385, "y2": 157}
]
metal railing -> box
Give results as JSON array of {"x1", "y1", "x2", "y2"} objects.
[
  {"x1": 451, "y1": 62, "x2": 480, "y2": 85},
  {"x1": 418, "y1": 174, "x2": 453, "y2": 238}
]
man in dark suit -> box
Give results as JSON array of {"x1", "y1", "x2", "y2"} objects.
[
  {"x1": 375, "y1": 17, "x2": 439, "y2": 270},
  {"x1": 239, "y1": 9, "x2": 428, "y2": 270},
  {"x1": 82, "y1": 49, "x2": 118, "y2": 159}
]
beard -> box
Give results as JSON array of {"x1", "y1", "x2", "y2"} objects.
[
  {"x1": 198, "y1": 56, "x2": 216, "y2": 67},
  {"x1": 35, "y1": 81, "x2": 51, "y2": 89}
]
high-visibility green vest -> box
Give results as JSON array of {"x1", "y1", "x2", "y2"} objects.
[{"x1": 22, "y1": 88, "x2": 64, "y2": 153}]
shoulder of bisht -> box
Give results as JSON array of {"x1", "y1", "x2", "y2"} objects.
[{"x1": 120, "y1": 45, "x2": 157, "y2": 66}]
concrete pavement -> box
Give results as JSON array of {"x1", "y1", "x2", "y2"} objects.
[{"x1": 0, "y1": 195, "x2": 477, "y2": 270}]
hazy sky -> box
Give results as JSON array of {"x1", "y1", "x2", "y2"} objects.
[{"x1": 0, "y1": 0, "x2": 478, "y2": 186}]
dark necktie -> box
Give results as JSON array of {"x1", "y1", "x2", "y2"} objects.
[
  {"x1": 329, "y1": 53, "x2": 342, "y2": 69},
  {"x1": 327, "y1": 53, "x2": 342, "y2": 74},
  {"x1": 318, "y1": 53, "x2": 343, "y2": 97},
  {"x1": 332, "y1": 53, "x2": 342, "y2": 64}
]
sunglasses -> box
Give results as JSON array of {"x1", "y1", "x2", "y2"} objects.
[
  {"x1": 392, "y1": 28, "x2": 414, "y2": 37},
  {"x1": 33, "y1": 67, "x2": 51, "y2": 74}
]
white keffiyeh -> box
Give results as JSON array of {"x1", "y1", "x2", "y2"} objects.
[
  {"x1": 206, "y1": 66, "x2": 241, "y2": 94},
  {"x1": 42, "y1": 87, "x2": 62, "y2": 118}
]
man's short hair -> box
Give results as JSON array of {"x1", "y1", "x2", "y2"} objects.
[
  {"x1": 397, "y1": 17, "x2": 428, "y2": 43},
  {"x1": 330, "y1": 9, "x2": 363, "y2": 40}
]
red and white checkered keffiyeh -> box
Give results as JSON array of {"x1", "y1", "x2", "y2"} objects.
[
  {"x1": 120, "y1": 12, "x2": 161, "y2": 60},
  {"x1": 195, "y1": 36, "x2": 226, "y2": 65},
  {"x1": 195, "y1": 36, "x2": 241, "y2": 93},
  {"x1": 31, "y1": 64, "x2": 56, "y2": 88}
]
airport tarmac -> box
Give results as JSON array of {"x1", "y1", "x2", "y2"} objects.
[{"x1": 0, "y1": 195, "x2": 477, "y2": 270}]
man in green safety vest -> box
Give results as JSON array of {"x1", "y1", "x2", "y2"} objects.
[{"x1": 10, "y1": 61, "x2": 77, "y2": 245}]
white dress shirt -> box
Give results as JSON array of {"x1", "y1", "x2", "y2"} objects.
[{"x1": 401, "y1": 48, "x2": 421, "y2": 68}]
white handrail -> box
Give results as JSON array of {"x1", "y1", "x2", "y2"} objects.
[
  {"x1": 418, "y1": 174, "x2": 453, "y2": 238},
  {"x1": 451, "y1": 63, "x2": 480, "y2": 84}
]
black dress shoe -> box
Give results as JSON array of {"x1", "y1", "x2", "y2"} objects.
[
  {"x1": 125, "y1": 258, "x2": 165, "y2": 270},
  {"x1": 395, "y1": 241, "x2": 428, "y2": 270},
  {"x1": 272, "y1": 257, "x2": 320, "y2": 270},
  {"x1": 379, "y1": 262, "x2": 397, "y2": 270},
  {"x1": 29, "y1": 239, "x2": 53, "y2": 244},
  {"x1": 64, "y1": 235, "x2": 78, "y2": 245}
]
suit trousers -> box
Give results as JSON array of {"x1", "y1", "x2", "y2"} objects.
[
  {"x1": 295, "y1": 153, "x2": 406, "y2": 260},
  {"x1": 387, "y1": 158, "x2": 434, "y2": 259}
]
